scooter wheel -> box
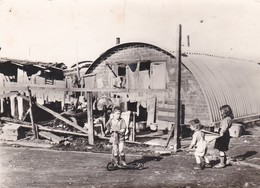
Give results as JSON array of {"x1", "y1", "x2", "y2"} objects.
[{"x1": 107, "y1": 162, "x2": 116, "y2": 171}]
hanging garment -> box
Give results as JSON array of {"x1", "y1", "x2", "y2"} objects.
[
  {"x1": 17, "y1": 68, "x2": 24, "y2": 83},
  {"x1": 0, "y1": 73, "x2": 5, "y2": 94},
  {"x1": 150, "y1": 62, "x2": 167, "y2": 89},
  {"x1": 17, "y1": 96, "x2": 24, "y2": 120},
  {"x1": 9, "y1": 95, "x2": 16, "y2": 117},
  {"x1": 36, "y1": 96, "x2": 45, "y2": 105},
  {"x1": 127, "y1": 63, "x2": 140, "y2": 89},
  {"x1": 80, "y1": 77, "x2": 85, "y2": 88},
  {"x1": 147, "y1": 95, "x2": 156, "y2": 127},
  {"x1": 138, "y1": 70, "x2": 150, "y2": 89},
  {"x1": 0, "y1": 99, "x2": 3, "y2": 113}
]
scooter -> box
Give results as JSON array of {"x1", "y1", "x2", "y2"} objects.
[
  {"x1": 106, "y1": 131, "x2": 144, "y2": 171},
  {"x1": 106, "y1": 161, "x2": 144, "y2": 171}
]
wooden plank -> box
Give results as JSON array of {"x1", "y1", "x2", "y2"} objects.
[
  {"x1": 1, "y1": 84, "x2": 170, "y2": 93},
  {"x1": 39, "y1": 131, "x2": 63, "y2": 144},
  {"x1": 28, "y1": 87, "x2": 38, "y2": 139},
  {"x1": 132, "y1": 112, "x2": 136, "y2": 141},
  {"x1": 37, "y1": 126, "x2": 88, "y2": 137},
  {"x1": 158, "y1": 115, "x2": 175, "y2": 122},
  {"x1": 165, "y1": 100, "x2": 176, "y2": 105},
  {"x1": 157, "y1": 103, "x2": 175, "y2": 109},
  {"x1": 22, "y1": 109, "x2": 30, "y2": 121},
  {"x1": 157, "y1": 111, "x2": 175, "y2": 117},
  {"x1": 87, "y1": 92, "x2": 94, "y2": 145},
  {"x1": 0, "y1": 91, "x2": 19, "y2": 99},
  {"x1": 69, "y1": 88, "x2": 168, "y2": 93},
  {"x1": 19, "y1": 95, "x2": 88, "y2": 134},
  {"x1": 0, "y1": 117, "x2": 88, "y2": 137}
]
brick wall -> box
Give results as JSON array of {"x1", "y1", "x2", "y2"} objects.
[
  {"x1": 180, "y1": 66, "x2": 211, "y2": 125},
  {"x1": 88, "y1": 44, "x2": 211, "y2": 126}
]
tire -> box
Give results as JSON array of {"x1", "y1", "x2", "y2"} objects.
[{"x1": 107, "y1": 162, "x2": 116, "y2": 171}]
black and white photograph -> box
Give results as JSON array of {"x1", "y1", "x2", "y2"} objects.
[{"x1": 0, "y1": 0, "x2": 260, "y2": 187}]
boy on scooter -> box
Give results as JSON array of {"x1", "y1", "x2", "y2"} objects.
[{"x1": 105, "y1": 106, "x2": 127, "y2": 166}]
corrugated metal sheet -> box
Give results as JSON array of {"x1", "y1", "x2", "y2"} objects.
[{"x1": 182, "y1": 54, "x2": 260, "y2": 122}]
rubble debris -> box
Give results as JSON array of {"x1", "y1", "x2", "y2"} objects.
[
  {"x1": 39, "y1": 131, "x2": 64, "y2": 144},
  {"x1": 0, "y1": 117, "x2": 88, "y2": 138},
  {"x1": 0, "y1": 123, "x2": 25, "y2": 141}
]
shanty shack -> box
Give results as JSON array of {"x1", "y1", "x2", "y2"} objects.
[
  {"x1": 0, "y1": 58, "x2": 66, "y2": 120},
  {"x1": 83, "y1": 42, "x2": 260, "y2": 130}
]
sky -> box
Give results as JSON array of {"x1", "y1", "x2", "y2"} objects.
[{"x1": 0, "y1": 0, "x2": 260, "y2": 67}]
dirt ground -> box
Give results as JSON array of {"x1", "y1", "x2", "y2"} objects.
[{"x1": 0, "y1": 124, "x2": 259, "y2": 187}]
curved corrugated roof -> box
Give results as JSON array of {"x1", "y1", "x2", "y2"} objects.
[
  {"x1": 182, "y1": 54, "x2": 260, "y2": 122},
  {"x1": 84, "y1": 42, "x2": 260, "y2": 122},
  {"x1": 85, "y1": 42, "x2": 175, "y2": 74}
]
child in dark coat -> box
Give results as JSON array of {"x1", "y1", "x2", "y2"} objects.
[{"x1": 214, "y1": 104, "x2": 234, "y2": 168}]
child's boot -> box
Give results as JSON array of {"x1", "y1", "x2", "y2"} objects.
[
  {"x1": 194, "y1": 163, "x2": 202, "y2": 170},
  {"x1": 119, "y1": 155, "x2": 127, "y2": 166},
  {"x1": 113, "y1": 155, "x2": 119, "y2": 165},
  {"x1": 204, "y1": 162, "x2": 212, "y2": 168},
  {"x1": 214, "y1": 157, "x2": 225, "y2": 168}
]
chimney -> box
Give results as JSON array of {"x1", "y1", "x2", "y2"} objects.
[{"x1": 116, "y1": 37, "x2": 120, "y2": 45}]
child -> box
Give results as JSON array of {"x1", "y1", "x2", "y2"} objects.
[
  {"x1": 214, "y1": 104, "x2": 234, "y2": 168},
  {"x1": 105, "y1": 106, "x2": 127, "y2": 166},
  {"x1": 189, "y1": 119, "x2": 211, "y2": 170}
]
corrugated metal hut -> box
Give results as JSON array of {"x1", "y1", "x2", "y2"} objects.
[{"x1": 83, "y1": 42, "x2": 260, "y2": 129}]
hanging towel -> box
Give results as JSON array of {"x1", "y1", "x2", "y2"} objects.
[
  {"x1": 147, "y1": 96, "x2": 156, "y2": 127},
  {"x1": 127, "y1": 63, "x2": 140, "y2": 89},
  {"x1": 9, "y1": 95, "x2": 16, "y2": 117},
  {"x1": 17, "y1": 96, "x2": 24, "y2": 120}
]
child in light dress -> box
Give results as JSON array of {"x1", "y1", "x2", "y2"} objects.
[{"x1": 189, "y1": 119, "x2": 212, "y2": 170}]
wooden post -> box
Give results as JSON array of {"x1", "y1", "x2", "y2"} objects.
[
  {"x1": 101, "y1": 105, "x2": 107, "y2": 136},
  {"x1": 87, "y1": 92, "x2": 94, "y2": 145},
  {"x1": 174, "y1": 24, "x2": 182, "y2": 151},
  {"x1": 132, "y1": 112, "x2": 136, "y2": 141},
  {"x1": 27, "y1": 87, "x2": 38, "y2": 139},
  {"x1": 165, "y1": 25, "x2": 182, "y2": 149}
]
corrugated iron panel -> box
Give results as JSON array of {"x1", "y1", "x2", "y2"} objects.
[{"x1": 182, "y1": 55, "x2": 260, "y2": 122}]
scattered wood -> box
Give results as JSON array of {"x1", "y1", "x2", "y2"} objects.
[
  {"x1": 0, "y1": 123, "x2": 25, "y2": 141},
  {"x1": 38, "y1": 126, "x2": 88, "y2": 137},
  {"x1": 28, "y1": 87, "x2": 38, "y2": 139},
  {"x1": 39, "y1": 131, "x2": 63, "y2": 144},
  {"x1": 0, "y1": 117, "x2": 88, "y2": 137},
  {"x1": 22, "y1": 109, "x2": 30, "y2": 121},
  {"x1": 87, "y1": 92, "x2": 94, "y2": 145},
  {"x1": 19, "y1": 94, "x2": 88, "y2": 134}
]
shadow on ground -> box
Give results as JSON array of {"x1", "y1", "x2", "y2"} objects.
[
  {"x1": 129, "y1": 155, "x2": 163, "y2": 165},
  {"x1": 231, "y1": 151, "x2": 257, "y2": 161}
]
